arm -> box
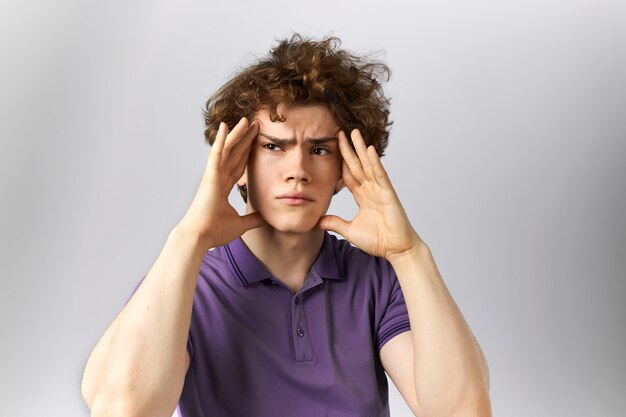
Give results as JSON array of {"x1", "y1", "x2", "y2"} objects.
[
  {"x1": 382, "y1": 244, "x2": 492, "y2": 417},
  {"x1": 81, "y1": 118, "x2": 264, "y2": 417},
  {"x1": 318, "y1": 129, "x2": 491, "y2": 417},
  {"x1": 81, "y1": 227, "x2": 204, "y2": 417}
]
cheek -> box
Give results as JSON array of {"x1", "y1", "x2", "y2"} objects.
[
  {"x1": 322, "y1": 160, "x2": 342, "y2": 184},
  {"x1": 246, "y1": 159, "x2": 276, "y2": 206},
  {"x1": 246, "y1": 153, "x2": 267, "y2": 185}
]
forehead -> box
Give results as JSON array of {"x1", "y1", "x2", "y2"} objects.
[{"x1": 253, "y1": 103, "x2": 340, "y2": 137}]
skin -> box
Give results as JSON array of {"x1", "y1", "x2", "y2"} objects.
[{"x1": 243, "y1": 105, "x2": 344, "y2": 234}]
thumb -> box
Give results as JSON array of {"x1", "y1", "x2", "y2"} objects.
[
  {"x1": 316, "y1": 215, "x2": 350, "y2": 238},
  {"x1": 239, "y1": 211, "x2": 266, "y2": 233}
]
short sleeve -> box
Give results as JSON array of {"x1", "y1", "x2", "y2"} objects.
[{"x1": 376, "y1": 262, "x2": 411, "y2": 351}]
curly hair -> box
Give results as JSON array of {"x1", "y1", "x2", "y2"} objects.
[{"x1": 202, "y1": 33, "x2": 392, "y2": 202}]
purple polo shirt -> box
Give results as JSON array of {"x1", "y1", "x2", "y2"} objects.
[{"x1": 129, "y1": 231, "x2": 411, "y2": 417}]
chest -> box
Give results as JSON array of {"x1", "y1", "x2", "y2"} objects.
[{"x1": 195, "y1": 277, "x2": 377, "y2": 365}]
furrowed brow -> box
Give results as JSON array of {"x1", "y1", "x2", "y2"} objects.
[
  {"x1": 258, "y1": 133, "x2": 295, "y2": 146},
  {"x1": 306, "y1": 137, "x2": 337, "y2": 145},
  {"x1": 258, "y1": 133, "x2": 337, "y2": 145}
]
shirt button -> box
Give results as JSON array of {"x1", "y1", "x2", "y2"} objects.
[
  {"x1": 296, "y1": 327, "x2": 305, "y2": 337},
  {"x1": 271, "y1": 280, "x2": 277, "y2": 285},
  {"x1": 294, "y1": 298, "x2": 299, "y2": 305}
]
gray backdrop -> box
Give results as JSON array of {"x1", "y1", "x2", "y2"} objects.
[{"x1": 1, "y1": 0, "x2": 624, "y2": 416}]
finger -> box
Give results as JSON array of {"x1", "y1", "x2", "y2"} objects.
[
  {"x1": 337, "y1": 130, "x2": 366, "y2": 181},
  {"x1": 316, "y1": 215, "x2": 351, "y2": 239},
  {"x1": 232, "y1": 142, "x2": 253, "y2": 182},
  {"x1": 221, "y1": 117, "x2": 250, "y2": 162},
  {"x1": 366, "y1": 145, "x2": 392, "y2": 187},
  {"x1": 341, "y1": 159, "x2": 360, "y2": 191},
  {"x1": 207, "y1": 122, "x2": 228, "y2": 171},
  {"x1": 228, "y1": 121, "x2": 259, "y2": 164},
  {"x1": 238, "y1": 211, "x2": 266, "y2": 233},
  {"x1": 350, "y1": 129, "x2": 375, "y2": 180}
]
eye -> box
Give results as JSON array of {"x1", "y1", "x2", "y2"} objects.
[
  {"x1": 312, "y1": 147, "x2": 330, "y2": 156},
  {"x1": 263, "y1": 143, "x2": 281, "y2": 151}
]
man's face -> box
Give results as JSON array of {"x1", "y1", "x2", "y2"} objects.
[{"x1": 240, "y1": 103, "x2": 344, "y2": 234}]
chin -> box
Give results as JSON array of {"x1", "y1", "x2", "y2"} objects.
[{"x1": 265, "y1": 216, "x2": 320, "y2": 235}]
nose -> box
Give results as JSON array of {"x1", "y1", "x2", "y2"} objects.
[{"x1": 283, "y1": 149, "x2": 311, "y2": 183}]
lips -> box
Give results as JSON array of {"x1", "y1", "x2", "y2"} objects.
[{"x1": 276, "y1": 191, "x2": 314, "y2": 205}]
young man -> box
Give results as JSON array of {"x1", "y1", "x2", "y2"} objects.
[{"x1": 81, "y1": 35, "x2": 491, "y2": 417}]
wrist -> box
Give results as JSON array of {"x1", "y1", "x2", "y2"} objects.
[
  {"x1": 386, "y1": 236, "x2": 431, "y2": 266},
  {"x1": 169, "y1": 224, "x2": 214, "y2": 254}
]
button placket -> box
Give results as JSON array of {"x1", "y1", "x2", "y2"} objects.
[
  {"x1": 293, "y1": 296, "x2": 305, "y2": 338},
  {"x1": 291, "y1": 290, "x2": 314, "y2": 362}
]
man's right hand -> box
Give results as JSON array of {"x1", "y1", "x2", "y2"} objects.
[{"x1": 176, "y1": 117, "x2": 265, "y2": 249}]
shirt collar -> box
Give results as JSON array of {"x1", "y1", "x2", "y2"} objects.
[{"x1": 222, "y1": 232, "x2": 342, "y2": 286}]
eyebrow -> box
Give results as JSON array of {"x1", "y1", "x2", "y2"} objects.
[{"x1": 258, "y1": 133, "x2": 337, "y2": 145}]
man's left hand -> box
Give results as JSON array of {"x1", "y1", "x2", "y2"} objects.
[{"x1": 317, "y1": 129, "x2": 425, "y2": 261}]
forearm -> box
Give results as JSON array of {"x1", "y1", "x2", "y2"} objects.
[
  {"x1": 389, "y1": 243, "x2": 491, "y2": 416},
  {"x1": 82, "y1": 226, "x2": 207, "y2": 417}
]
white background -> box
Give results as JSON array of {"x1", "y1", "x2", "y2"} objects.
[{"x1": 1, "y1": 0, "x2": 625, "y2": 416}]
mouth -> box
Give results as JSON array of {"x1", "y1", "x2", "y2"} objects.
[{"x1": 276, "y1": 192, "x2": 314, "y2": 206}]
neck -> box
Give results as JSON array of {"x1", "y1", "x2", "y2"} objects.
[{"x1": 241, "y1": 226, "x2": 325, "y2": 290}]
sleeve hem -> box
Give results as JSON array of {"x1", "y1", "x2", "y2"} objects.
[
  {"x1": 186, "y1": 331, "x2": 194, "y2": 365},
  {"x1": 377, "y1": 322, "x2": 411, "y2": 351}
]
